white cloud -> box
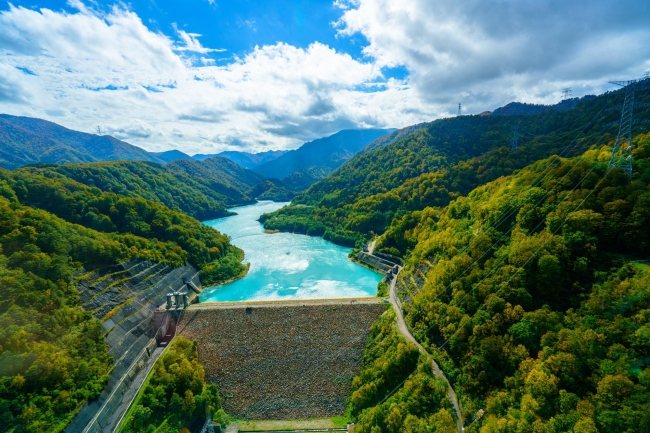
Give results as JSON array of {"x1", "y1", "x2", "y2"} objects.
[
  {"x1": 336, "y1": 0, "x2": 650, "y2": 110},
  {"x1": 1, "y1": 1, "x2": 648, "y2": 155},
  {"x1": 172, "y1": 24, "x2": 225, "y2": 54},
  {"x1": 0, "y1": 3, "x2": 433, "y2": 154}
]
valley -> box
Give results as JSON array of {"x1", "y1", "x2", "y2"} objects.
[
  {"x1": 1, "y1": 81, "x2": 649, "y2": 433},
  {"x1": 201, "y1": 201, "x2": 383, "y2": 302}
]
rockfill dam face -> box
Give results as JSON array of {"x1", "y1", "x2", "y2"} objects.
[{"x1": 178, "y1": 301, "x2": 386, "y2": 420}]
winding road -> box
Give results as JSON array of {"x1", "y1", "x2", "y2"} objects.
[{"x1": 385, "y1": 257, "x2": 465, "y2": 432}]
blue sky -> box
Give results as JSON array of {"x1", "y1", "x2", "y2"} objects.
[
  {"x1": 1, "y1": 0, "x2": 649, "y2": 154},
  {"x1": 10, "y1": 0, "x2": 367, "y2": 61}
]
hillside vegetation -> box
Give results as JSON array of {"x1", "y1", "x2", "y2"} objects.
[
  {"x1": 119, "y1": 337, "x2": 228, "y2": 433},
  {"x1": 20, "y1": 161, "x2": 237, "y2": 221},
  {"x1": 0, "y1": 167, "x2": 246, "y2": 432},
  {"x1": 347, "y1": 134, "x2": 650, "y2": 432},
  {"x1": 166, "y1": 157, "x2": 264, "y2": 204},
  {"x1": 0, "y1": 114, "x2": 164, "y2": 169},
  {"x1": 260, "y1": 91, "x2": 630, "y2": 247}
]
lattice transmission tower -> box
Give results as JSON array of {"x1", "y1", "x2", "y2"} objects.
[
  {"x1": 511, "y1": 125, "x2": 519, "y2": 151},
  {"x1": 458, "y1": 103, "x2": 461, "y2": 116},
  {"x1": 608, "y1": 78, "x2": 650, "y2": 178}
]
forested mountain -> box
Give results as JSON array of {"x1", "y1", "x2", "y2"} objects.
[
  {"x1": 253, "y1": 129, "x2": 394, "y2": 189},
  {"x1": 20, "y1": 161, "x2": 242, "y2": 220},
  {"x1": 247, "y1": 178, "x2": 295, "y2": 202},
  {"x1": 260, "y1": 87, "x2": 643, "y2": 247},
  {"x1": 206, "y1": 150, "x2": 287, "y2": 169},
  {"x1": 348, "y1": 134, "x2": 650, "y2": 432},
  {"x1": 151, "y1": 149, "x2": 192, "y2": 162},
  {"x1": 0, "y1": 114, "x2": 164, "y2": 169},
  {"x1": 491, "y1": 95, "x2": 597, "y2": 117},
  {"x1": 360, "y1": 123, "x2": 427, "y2": 154},
  {"x1": 166, "y1": 157, "x2": 264, "y2": 204},
  {"x1": 258, "y1": 82, "x2": 650, "y2": 432},
  {"x1": 0, "y1": 166, "x2": 246, "y2": 431}
]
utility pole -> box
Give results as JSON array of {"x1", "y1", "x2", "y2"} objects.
[
  {"x1": 608, "y1": 78, "x2": 650, "y2": 178},
  {"x1": 562, "y1": 87, "x2": 572, "y2": 100},
  {"x1": 458, "y1": 103, "x2": 461, "y2": 117},
  {"x1": 511, "y1": 125, "x2": 519, "y2": 151}
]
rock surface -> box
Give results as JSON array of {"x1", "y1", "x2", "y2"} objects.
[{"x1": 179, "y1": 303, "x2": 385, "y2": 419}]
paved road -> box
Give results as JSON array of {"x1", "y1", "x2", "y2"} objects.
[
  {"x1": 106, "y1": 346, "x2": 165, "y2": 433},
  {"x1": 387, "y1": 264, "x2": 465, "y2": 433},
  {"x1": 187, "y1": 297, "x2": 386, "y2": 310}
]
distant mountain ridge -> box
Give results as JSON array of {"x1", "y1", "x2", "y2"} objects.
[
  {"x1": 195, "y1": 150, "x2": 287, "y2": 169},
  {"x1": 0, "y1": 114, "x2": 165, "y2": 169},
  {"x1": 490, "y1": 95, "x2": 597, "y2": 116},
  {"x1": 361, "y1": 123, "x2": 428, "y2": 154},
  {"x1": 253, "y1": 129, "x2": 394, "y2": 189},
  {"x1": 0, "y1": 114, "x2": 396, "y2": 196},
  {"x1": 152, "y1": 149, "x2": 192, "y2": 162}
]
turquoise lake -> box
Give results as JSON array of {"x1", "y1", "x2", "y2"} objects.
[{"x1": 200, "y1": 201, "x2": 383, "y2": 302}]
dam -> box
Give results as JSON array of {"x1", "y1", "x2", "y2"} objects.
[
  {"x1": 179, "y1": 299, "x2": 386, "y2": 419},
  {"x1": 187, "y1": 201, "x2": 387, "y2": 420}
]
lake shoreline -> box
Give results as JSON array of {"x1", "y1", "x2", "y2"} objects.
[{"x1": 200, "y1": 201, "x2": 383, "y2": 302}]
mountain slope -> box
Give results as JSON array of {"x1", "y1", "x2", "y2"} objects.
[
  {"x1": 166, "y1": 156, "x2": 264, "y2": 204},
  {"x1": 0, "y1": 114, "x2": 164, "y2": 169},
  {"x1": 0, "y1": 166, "x2": 246, "y2": 432},
  {"x1": 151, "y1": 149, "x2": 192, "y2": 162},
  {"x1": 360, "y1": 123, "x2": 427, "y2": 154},
  {"x1": 348, "y1": 136, "x2": 650, "y2": 432},
  {"x1": 247, "y1": 178, "x2": 295, "y2": 202},
  {"x1": 21, "y1": 160, "x2": 242, "y2": 220},
  {"x1": 207, "y1": 150, "x2": 287, "y2": 169},
  {"x1": 260, "y1": 88, "x2": 643, "y2": 247},
  {"x1": 253, "y1": 129, "x2": 394, "y2": 185}
]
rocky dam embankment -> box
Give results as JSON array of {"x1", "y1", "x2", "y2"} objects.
[{"x1": 179, "y1": 302, "x2": 386, "y2": 420}]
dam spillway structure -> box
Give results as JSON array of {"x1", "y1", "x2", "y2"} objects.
[{"x1": 66, "y1": 259, "x2": 203, "y2": 433}]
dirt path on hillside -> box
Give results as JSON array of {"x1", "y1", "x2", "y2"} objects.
[
  {"x1": 387, "y1": 265, "x2": 465, "y2": 433},
  {"x1": 368, "y1": 238, "x2": 377, "y2": 255}
]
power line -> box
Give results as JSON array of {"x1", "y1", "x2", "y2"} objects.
[
  {"x1": 608, "y1": 77, "x2": 650, "y2": 178},
  {"x1": 370, "y1": 145, "x2": 614, "y2": 411},
  {"x1": 436, "y1": 162, "x2": 614, "y2": 353},
  {"x1": 511, "y1": 125, "x2": 519, "y2": 151}
]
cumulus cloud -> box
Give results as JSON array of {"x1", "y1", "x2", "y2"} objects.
[
  {"x1": 0, "y1": 2, "x2": 431, "y2": 154},
  {"x1": 172, "y1": 24, "x2": 225, "y2": 54},
  {"x1": 336, "y1": 0, "x2": 650, "y2": 111},
  {"x1": 0, "y1": 1, "x2": 647, "y2": 155}
]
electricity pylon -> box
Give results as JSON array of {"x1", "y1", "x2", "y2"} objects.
[
  {"x1": 511, "y1": 125, "x2": 519, "y2": 151},
  {"x1": 608, "y1": 78, "x2": 649, "y2": 178},
  {"x1": 562, "y1": 87, "x2": 572, "y2": 100},
  {"x1": 458, "y1": 103, "x2": 461, "y2": 116}
]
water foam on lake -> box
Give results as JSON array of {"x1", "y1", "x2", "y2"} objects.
[{"x1": 200, "y1": 201, "x2": 382, "y2": 302}]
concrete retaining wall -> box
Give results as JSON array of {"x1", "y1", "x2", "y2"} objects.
[{"x1": 66, "y1": 260, "x2": 202, "y2": 433}]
